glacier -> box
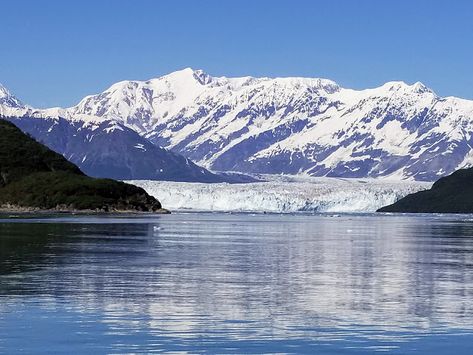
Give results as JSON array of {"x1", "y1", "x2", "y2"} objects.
[{"x1": 127, "y1": 176, "x2": 430, "y2": 213}]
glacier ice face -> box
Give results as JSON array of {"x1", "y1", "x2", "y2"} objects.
[{"x1": 127, "y1": 176, "x2": 431, "y2": 213}]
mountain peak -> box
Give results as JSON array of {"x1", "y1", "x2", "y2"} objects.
[
  {"x1": 411, "y1": 81, "x2": 434, "y2": 94},
  {"x1": 161, "y1": 68, "x2": 213, "y2": 86},
  {"x1": 0, "y1": 83, "x2": 24, "y2": 108},
  {"x1": 0, "y1": 83, "x2": 7, "y2": 96},
  {"x1": 0, "y1": 83, "x2": 13, "y2": 99},
  {"x1": 377, "y1": 80, "x2": 435, "y2": 95}
]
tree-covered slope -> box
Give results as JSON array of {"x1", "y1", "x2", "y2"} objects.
[
  {"x1": 377, "y1": 168, "x2": 473, "y2": 213},
  {"x1": 0, "y1": 119, "x2": 163, "y2": 212},
  {"x1": 0, "y1": 119, "x2": 82, "y2": 187}
]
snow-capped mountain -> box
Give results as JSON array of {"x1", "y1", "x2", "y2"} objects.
[
  {"x1": 0, "y1": 83, "x2": 26, "y2": 112},
  {"x1": 67, "y1": 68, "x2": 473, "y2": 181},
  {"x1": 2, "y1": 68, "x2": 473, "y2": 181},
  {"x1": 0, "y1": 84, "x2": 223, "y2": 182}
]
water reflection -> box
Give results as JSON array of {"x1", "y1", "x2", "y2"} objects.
[{"x1": 1, "y1": 213, "x2": 473, "y2": 354}]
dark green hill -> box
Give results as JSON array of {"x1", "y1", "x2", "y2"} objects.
[
  {"x1": 378, "y1": 168, "x2": 473, "y2": 213},
  {"x1": 0, "y1": 119, "x2": 82, "y2": 186},
  {"x1": 0, "y1": 119, "x2": 163, "y2": 212}
]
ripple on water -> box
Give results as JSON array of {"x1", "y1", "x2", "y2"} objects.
[{"x1": 0, "y1": 212, "x2": 473, "y2": 354}]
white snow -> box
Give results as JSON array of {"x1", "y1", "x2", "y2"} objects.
[
  {"x1": 3, "y1": 68, "x2": 473, "y2": 181},
  {"x1": 127, "y1": 176, "x2": 430, "y2": 213},
  {"x1": 134, "y1": 143, "x2": 146, "y2": 151},
  {"x1": 58, "y1": 68, "x2": 473, "y2": 180},
  {"x1": 104, "y1": 124, "x2": 124, "y2": 133}
]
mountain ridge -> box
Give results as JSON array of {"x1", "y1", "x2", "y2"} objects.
[{"x1": 2, "y1": 68, "x2": 473, "y2": 182}]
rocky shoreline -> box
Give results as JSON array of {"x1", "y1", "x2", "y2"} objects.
[{"x1": 0, "y1": 204, "x2": 170, "y2": 214}]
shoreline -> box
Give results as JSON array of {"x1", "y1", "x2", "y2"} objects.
[{"x1": 0, "y1": 205, "x2": 171, "y2": 215}]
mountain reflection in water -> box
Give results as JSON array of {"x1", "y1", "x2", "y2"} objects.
[{"x1": 0, "y1": 213, "x2": 472, "y2": 354}]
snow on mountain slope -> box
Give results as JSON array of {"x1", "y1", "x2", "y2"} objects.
[
  {"x1": 0, "y1": 83, "x2": 27, "y2": 117},
  {"x1": 7, "y1": 115, "x2": 223, "y2": 182},
  {"x1": 2, "y1": 69, "x2": 473, "y2": 182},
  {"x1": 0, "y1": 84, "x2": 72, "y2": 120},
  {"x1": 68, "y1": 68, "x2": 473, "y2": 181},
  {"x1": 128, "y1": 176, "x2": 430, "y2": 213},
  {"x1": 0, "y1": 79, "x2": 225, "y2": 182}
]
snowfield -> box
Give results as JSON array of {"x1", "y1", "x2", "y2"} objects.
[{"x1": 128, "y1": 176, "x2": 430, "y2": 213}]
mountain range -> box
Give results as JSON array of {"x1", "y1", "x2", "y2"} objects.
[{"x1": 2, "y1": 68, "x2": 473, "y2": 182}]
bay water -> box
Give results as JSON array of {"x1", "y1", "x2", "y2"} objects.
[{"x1": 0, "y1": 213, "x2": 472, "y2": 354}]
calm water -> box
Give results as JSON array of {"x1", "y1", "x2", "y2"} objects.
[{"x1": 0, "y1": 212, "x2": 473, "y2": 354}]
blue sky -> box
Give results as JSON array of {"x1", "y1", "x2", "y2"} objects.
[{"x1": 1, "y1": 0, "x2": 473, "y2": 107}]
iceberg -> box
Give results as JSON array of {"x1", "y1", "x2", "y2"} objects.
[{"x1": 127, "y1": 176, "x2": 430, "y2": 213}]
